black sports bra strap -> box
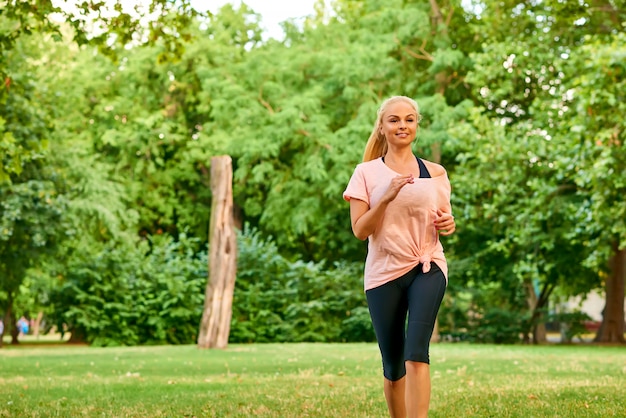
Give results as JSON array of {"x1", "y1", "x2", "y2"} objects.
[
  {"x1": 381, "y1": 155, "x2": 432, "y2": 178},
  {"x1": 416, "y1": 157, "x2": 431, "y2": 178}
]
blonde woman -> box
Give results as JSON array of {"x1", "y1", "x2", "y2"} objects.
[{"x1": 343, "y1": 96, "x2": 456, "y2": 418}]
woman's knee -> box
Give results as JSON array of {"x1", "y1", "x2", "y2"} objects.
[
  {"x1": 384, "y1": 358, "x2": 407, "y2": 381},
  {"x1": 405, "y1": 360, "x2": 429, "y2": 374}
]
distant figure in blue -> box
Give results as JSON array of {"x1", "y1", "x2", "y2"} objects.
[{"x1": 17, "y1": 316, "x2": 29, "y2": 336}]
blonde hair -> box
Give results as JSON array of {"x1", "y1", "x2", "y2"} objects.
[{"x1": 362, "y1": 96, "x2": 422, "y2": 162}]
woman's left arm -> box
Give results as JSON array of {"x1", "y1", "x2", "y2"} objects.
[
  {"x1": 435, "y1": 208, "x2": 455, "y2": 236},
  {"x1": 435, "y1": 172, "x2": 455, "y2": 236}
]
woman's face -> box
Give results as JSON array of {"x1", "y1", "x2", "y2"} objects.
[{"x1": 379, "y1": 101, "x2": 418, "y2": 147}]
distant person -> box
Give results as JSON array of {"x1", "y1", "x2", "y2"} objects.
[
  {"x1": 343, "y1": 95, "x2": 455, "y2": 418},
  {"x1": 0, "y1": 318, "x2": 4, "y2": 336},
  {"x1": 17, "y1": 316, "x2": 29, "y2": 336}
]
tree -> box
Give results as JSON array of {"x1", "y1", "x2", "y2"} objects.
[
  {"x1": 446, "y1": 0, "x2": 625, "y2": 342},
  {"x1": 563, "y1": 33, "x2": 626, "y2": 343},
  {"x1": 198, "y1": 156, "x2": 237, "y2": 349},
  {"x1": 0, "y1": 27, "x2": 69, "y2": 343},
  {"x1": 0, "y1": 1, "x2": 204, "y2": 343},
  {"x1": 0, "y1": 0, "x2": 201, "y2": 180}
]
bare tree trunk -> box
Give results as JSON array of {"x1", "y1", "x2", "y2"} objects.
[
  {"x1": 595, "y1": 241, "x2": 625, "y2": 343},
  {"x1": 197, "y1": 156, "x2": 237, "y2": 349},
  {"x1": 33, "y1": 311, "x2": 43, "y2": 338}
]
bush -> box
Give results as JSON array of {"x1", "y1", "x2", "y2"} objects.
[
  {"x1": 51, "y1": 225, "x2": 374, "y2": 346},
  {"x1": 230, "y1": 226, "x2": 373, "y2": 343},
  {"x1": 50, "y1": 233, "x2": 206, "y2": 346},
  {"x1": 340, "y1": 306, "x2": 376, "y2": 342},
  {"x1": 467, "y1": 307, "x2": 528, "y2": 344},
  {"x1": 547, "y1": 311, "x2": 592, "y2": 343}
]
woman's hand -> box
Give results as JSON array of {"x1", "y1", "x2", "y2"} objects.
[
  {"x1": 435, "y1": 209, "x2": 456, "y2": 236},
  {"x1": 381, "y1": 174, "x2": 414, "y2": 203},
  {"x1": 350, "y1": 174, "x2": 414, "y2": 241}
]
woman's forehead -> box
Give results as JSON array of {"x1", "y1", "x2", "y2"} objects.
[{"x1": 384, "y1": 101, "x2": 416, "y2": 116}]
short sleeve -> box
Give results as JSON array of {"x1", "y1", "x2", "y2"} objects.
[{"x1": 343, "y1": 164, "x2": 369, "y2": 205}]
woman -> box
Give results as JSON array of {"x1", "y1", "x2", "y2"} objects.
[{"x1": 343, "y1": 96, "x2": 456, "y2": 418}]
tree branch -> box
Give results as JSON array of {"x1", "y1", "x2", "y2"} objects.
[
  {"x1": 399, "y1": 38, "x2": 434, "y2": 61},
  {"x1": 258, "y1": 86, "x2": 275, "y2": 114}
]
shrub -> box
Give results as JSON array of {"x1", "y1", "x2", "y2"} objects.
[
  {"x1": 50, "y1": 233, "x2": 206, "y2": 346},
  {"x1": 230, "y1": 226, "x2": 373, "y2": 343}
]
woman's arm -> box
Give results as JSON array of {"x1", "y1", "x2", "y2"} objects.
[
  {"x1": 349, "y1": 174, "x2": 414, "y2": 240},
  {"x1": 435, "y1": 175, "x2": 455, "y2": 236},
  {"x1": 435, "y1": 208, "x2": 456, "y2": 236},
  {"x1": 349, "y1": 198, "x2": 387, "y2": 241}
]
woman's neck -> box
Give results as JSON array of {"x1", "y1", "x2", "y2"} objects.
[
  {"x1": 384, "y1": 148, "x2": 415, "y2": 164},
  {"x1": 383, "y1": 148, "x2": 419, "y2": 176}
]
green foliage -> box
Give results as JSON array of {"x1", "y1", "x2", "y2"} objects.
[
  {"x1": 2, "y1": 0, "x2": 625, "y2": 346},
  {"x1": 50, "y1": 234, "x2": 206, "y2": 346},
  {"x1": 443, "y1": 0, "x2": 626, "y2": 342},
  {"x1": 0, "y1": 30, "x2": 52, "y2": 181},
  {"x1": 548, "y1": 310, "x2": 592, "y2": 343},
  {"x1": 48, "y1": 226, "x2": 373, "y2": 346},
  {"x1": 0, "y1": 176, "x2": 68, "y2": 301},
  {"x1": 231, "y1": 226, "x2": 373, "y2": 343},
  {"x1": 562, "y1": 32, "x2": 626, "y2": 267},
  {"x1": 467, "y1": 308, "x2": 529, "y2": 344}
]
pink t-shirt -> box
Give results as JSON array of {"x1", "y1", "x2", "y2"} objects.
[{"x1": 343, "y1": 157, "x2": 451, "y2": 291}]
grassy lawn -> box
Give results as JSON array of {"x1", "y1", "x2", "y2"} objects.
[{"x1": 0, "y1": 342, "x2": 624, "y2": 417}]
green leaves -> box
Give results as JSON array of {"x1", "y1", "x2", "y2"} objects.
[
  {"x1": 230, "y1": 226, "x2": 372, "y2": 343},
  {"x1": 1, "y1": 0, "x2": 624, "y2": 345},
  {"x1": 51, "y1": 234, "x2": 207, "y2": 346}
]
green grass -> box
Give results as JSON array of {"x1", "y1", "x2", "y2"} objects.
[{"x1": 0, "y1": 342, "x2": 624, "y2": 417}]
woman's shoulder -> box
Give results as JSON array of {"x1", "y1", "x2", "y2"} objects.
[
  {"x1": 421, "y1": 159, "x2": 447, "y2": 177},
  {"x1": 355, "y1": 157, "x2": 384, "y2": 171}
]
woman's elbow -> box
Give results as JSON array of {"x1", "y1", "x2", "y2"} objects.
[{"x1": 352, "y1": 227, "x2": 369, "y2": 241}]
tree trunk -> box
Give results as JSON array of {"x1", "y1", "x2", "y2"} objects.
[
  {"x1": 197, "y1": 156, "x2": 238, "y2": 349},
  {"x1": 524, "y1": 279, "x2": 550, "y2": 344},
  {"x1": 533, "y1": 321, "x2": 547, "y2": 344},
  {"x1": 33, "y1": 311, "x2": 43, "y2": 338},
  {"x1": 9, "y1": 302, "x2": 19, "y2": 345},
  {"x1": 595, "y1": 240, "x2": 625, "y2": 343},
  {"x1": 68, "y1": 327, "x2": 86, "y2": 344},
  {"x1": 3, "y1": 293, "x2": 20, "y2": 345}
]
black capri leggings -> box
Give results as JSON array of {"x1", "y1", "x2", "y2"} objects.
[{"x1": 366, "y1": 262, "x2": 446, "y2": 381}]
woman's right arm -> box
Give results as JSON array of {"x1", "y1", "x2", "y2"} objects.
[
  {"x1": 349, "y1": 198, "x2": 389, "y2": 240},
  {"x1": 349, "y1": 174, "x2": 414, "y2": 240}
]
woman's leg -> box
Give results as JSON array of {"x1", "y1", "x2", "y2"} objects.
[
  {"x1": 405, "y1": 361, "x2": 431, "y2": 418},
  {"x1": 384, "y1": 376, "x2": 406, "y2": 418},
  {"x1": 366, "y1": 274, "x2": 411, "y2": 418},
  {"x1": 404, "y1": 264, "x2": 447, "y2": 418}
]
